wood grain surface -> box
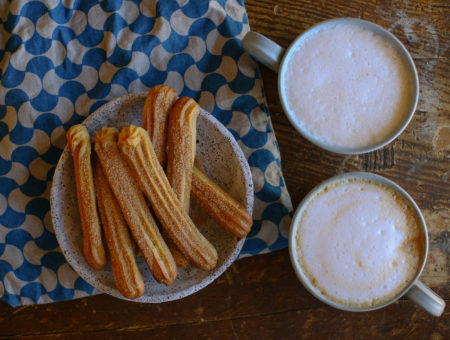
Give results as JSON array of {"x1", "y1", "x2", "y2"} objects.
[{"x1": 0, "y1": 0, "x2": 448, "y2": 338}]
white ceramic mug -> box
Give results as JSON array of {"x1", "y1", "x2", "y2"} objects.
[
  {"x1": 242, "y1": 18, "x2": 419, "y2": 154},
  {"x1": 288, "y1": 172, "x2": 445, "y2": 316}
]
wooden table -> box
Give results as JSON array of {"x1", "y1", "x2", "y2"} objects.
[{"x1": 1, "y1": 0, "x2": 448, "y2": 338}]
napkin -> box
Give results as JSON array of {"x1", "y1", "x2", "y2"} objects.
[{"x1": 0, "y1": 0, "x2": 293, "y2": 307}]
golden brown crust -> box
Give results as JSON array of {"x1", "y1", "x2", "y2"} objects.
[
  {"x1": 164, "y1": 236, "x2": 190, "y2": 268},
  {"x1": 142, "y1": 85, "x2": 178, "y2": 167},
  {"x1": 141, "y1": 87, "x2": 190, "y2": 267},
  {"x1": 93, "y1": 127, "x2": 177, "y2": 285},
  {"x1": 191, "y1": 166, "x2": 253, "y2": 239},
  {"x1": 118, "y1": 125, "x2": 218, "y2": 271},
  {"x1": 66, "y1": 124, "x2": 107, "y2": 270},
  {"x1": 166, "y1": 97, "x2": 200, "y2": 211},
  {"x1": 93, "y1": 155, "x2": 145, "y2": 299}
]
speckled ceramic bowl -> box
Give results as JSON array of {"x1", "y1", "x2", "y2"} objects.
[{"x1": 50, "y1": 92, "x2": 253, "y2": 303}]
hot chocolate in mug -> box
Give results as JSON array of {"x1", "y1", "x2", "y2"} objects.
[
  {"x1": 288, "y1": 172, "x2": 445, "y2": 316},
  {"x1": 242, "y1": 18, "x2": 419, "y2": 154}
]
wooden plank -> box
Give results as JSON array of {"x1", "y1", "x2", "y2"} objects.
[{"x1": 2, "y1": 300, "x2": 447, "y2": 339}]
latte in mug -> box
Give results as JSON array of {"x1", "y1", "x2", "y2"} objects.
[
  {"x1": 278, "y1": 21, "x2": 418, "y2": 153},
  {"x1": 292, "y1": 175, "x2": 425, "y2": 309}
]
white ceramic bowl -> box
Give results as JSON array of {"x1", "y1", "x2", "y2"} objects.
[{"x1": 50, "y1": 92, "x2": 253, "y2": 303}]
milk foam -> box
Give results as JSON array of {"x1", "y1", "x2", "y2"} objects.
[
  {"x1": 283, "y1": 24, "x2": 411, "y2": 149},
  {"x1": 295, "y1": 178, "x2": 424, "y2": 308}
]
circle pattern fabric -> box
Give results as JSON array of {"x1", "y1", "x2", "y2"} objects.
[{"x1": 0, "y1": 0, "x2": 293, "y2": 306}]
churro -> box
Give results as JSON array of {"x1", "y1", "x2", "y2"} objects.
[
  {"x1": 166, "y1": 97, "x2": 200, "y2": 211},
  {"x1": 165, "y1": 237, "x2": 190, "y2": 268},
  {"x1": 142, "y1": 85, "x2": 177, "y2": 167},
  {"x1": 118, "y1": 126, "x2": 218, "y2": 271},
  {"x1": 191, "y1": 166, "x2": 253, "y2": 239},
  {"x1": 93, "y1": 127, "x2": 177, "y2": 285},
  {"x1": 66, "y1": 124, "x2": 107, "y2": 270},
  {"x1": 141, "y1": 86, "x2": 190, "y2": 267},
  {"x1": 141, "y1": 86, "x2": 252, "y2": 239},
  {"x1": 93, "y1": 155, "x2": 145, "y2": 299}
]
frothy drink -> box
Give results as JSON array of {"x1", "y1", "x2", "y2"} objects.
[
  {"x1": 282, "y1": 24, "x2": 412, "y2": 150},
  {"x1": 294, "y1": 178, "x2": 425, "y2": 308}
]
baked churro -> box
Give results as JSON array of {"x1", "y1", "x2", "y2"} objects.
[
  {"x1": 142, "y1": 87, "x2": 191, "y2": 267},
  {"x1": 142, "y1": 85, "x2": 177, "y2": 166},
  {"x1": 191, "y1": 166, "x2": 253, "y2": 239},
  {"x1": 141, "y1": 86, "x2": 252, "y2": 240},
  {"x1": 66, "y1": 124, "x2": 107, "y2": 270},
  {"x1": 93, "y1": 127, "x2": 177, "y2": 285},
  {"x1": 93, "y1": 155, "x2": 145, "y2": 299},
  {"x1": 118, "y1": 126, "x2": 218, "y2": 271},
  {"x1": 166, "y1": 97, "x2": 200, "y2": 211},
  {"x1": 165, "y1": 238, "x2": 190, "y2": 268}
]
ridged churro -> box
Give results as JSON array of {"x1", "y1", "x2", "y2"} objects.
[
  {"x1": 93, "y1": 127, "x2": 177, "y2": 285},
  {"x1": 166, "y1": 97, "x2": 200, "y2": 211},
  {"x1": 165, "y1": 237, "x2": 190, "y2": 268},
  {"x1": 142, "y1": 85, "x2": 177, "y2": 167},
  {"x1": 118, "y1": 126, "x2": 218, "y2": 271},
  {"x1": 66, "y1": 124, "x2": 107, "y2": 270},
  {"x1": 191, "y1": 166, "x2": 253, "y2": 239},
  {"x1": 92, "y1": 155, "x2": 145, "y2": 299},
  {"x1": 141, "y1": 86, "x2": 252, "y2": 240},
  {"x1": 142, "y1": 86, "x2": 190, "y2": 268}
]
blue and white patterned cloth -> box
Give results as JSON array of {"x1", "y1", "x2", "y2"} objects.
[{"x1": 0, "y1": 0, "x2": 293, "y2": 307}]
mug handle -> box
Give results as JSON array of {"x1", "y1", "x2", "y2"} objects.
[
  {"x1": 406, "y1": 280, "x2": 446, "y2": 317},
  {"x1": 242, "y1": 31, "x2": 285, "y2": 72}
]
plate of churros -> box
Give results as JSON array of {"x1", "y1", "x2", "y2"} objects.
[{"x1": 50, "y1": 87, "x2": 254, "y2": 302}]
